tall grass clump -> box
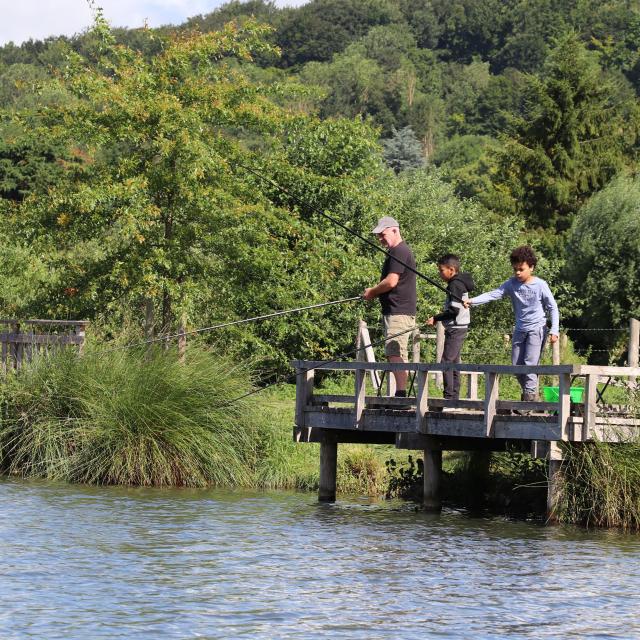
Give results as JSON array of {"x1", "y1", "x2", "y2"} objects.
[
  {"x1": 557, "y1": 438, "x2": 640, "y2": 530},
  {"x1": 0, "y1": 346, "x2": 261, "y2": 487}
]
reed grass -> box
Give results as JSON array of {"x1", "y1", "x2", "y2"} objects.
[
  {"x1": 557, "y1": 439, "x2": 640, "y2": 530},
  {"x1": 555, "y1": 392, "x2": 640, "y2": 529},
  {"x1": 0, "y1": 346, "x2": 261, "y2": 487}
]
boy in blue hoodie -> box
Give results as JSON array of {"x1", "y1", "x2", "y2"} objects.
[{"x1": 465, "y1": 246, "x2": 559, "y2": 401}]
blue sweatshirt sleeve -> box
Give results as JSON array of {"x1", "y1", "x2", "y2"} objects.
[
  {"x1": 541, "y1": 280, "x2": 560, "y2": 335},
  {"x1": 470, "y1": 280, "x2": 510, "y2": 305}
]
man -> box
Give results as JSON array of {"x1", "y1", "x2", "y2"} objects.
[{"x1": 363, "y1": 216, "x2": 417, "y2": 398}]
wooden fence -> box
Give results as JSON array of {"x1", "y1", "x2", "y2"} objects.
[{"x1": 0, "y1": 320, "x2": 88, "y2": 373}]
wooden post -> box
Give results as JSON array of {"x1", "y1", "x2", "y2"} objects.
[
  {"x1": 483, "y1": 372, "x2": 499, "y2": 437},
  {"x1": 25, "y1": 326, "x2": 34, "y2": 364},
  {"x1": 435, "y1": 321, "x2": 444, "y2": 390},
  {"x1": 319, "y1": 439, "x2": 338, "y2": 502},
  {"x1": 547, "y1": 441, "x2": 563, "y2": 524},
  {"x1": 356, "y1": 320, "x2": 381, "y2": 392},
  {"x1": 355, "y1": 319, "x2": 364, "y2": 358},
  {"x1": 416, "y1": 369, "x2": 429, "y2": 434},
  {"x1": 423, "y1": 442, "x2": 442, "y2": 512},
  {"x1": 558, "y1": 372, "x2": 571, "y2": 440},
  {"x1": 354, "y1": 366, "x2": 366, "y2": 429},
  {"x1": 560, "y1": 332, "x2": 568, "y2": 356},
  {"x1": 552, "y1": 337, "x2": 560, "y2": 365},
  {"x1": 412, "y1": 327, "x2": 421, "y2": 363},
  {"x1": 629, "y1": 318, "x2": 639, "y2": 388},
  {"x1": 386, "y1": 365, "x2": 396, "y2": 397},
  {"x1": 466, "y1": 372, "x2": 479, "y2": 400},
  {"x1": 75, "y1": 323, "x2": 87, "y2": 356},
  {"x1": 294, "y1": 366, "x2": 315, "y2": 431},
  {"x1": 12, "y1": 322, "x2": 20, "y2": 370},
  {"x1": 178, "y1": 316, "x2": 187, "y2": 364},
  {"x1": 582, "y1": 374, "x2": 598, "y2": 442},
  {"x1": 1, "y1": 337, "x2": 6, "y2": 375},
  {"x1": 550, "y1": 334, "x2": 561, "y2": 391}
]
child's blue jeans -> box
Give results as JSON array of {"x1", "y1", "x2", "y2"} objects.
[{"x1": 512, "y1": 325, "x2": 548, "y2": 395}]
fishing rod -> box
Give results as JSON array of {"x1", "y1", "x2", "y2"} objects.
[
  {"x1": 222, "y1": 321, "x2": 422, "y2": 407},
  {"x1": 235, "y1": 161, "x2": 465, "y2": 304},
  {"x1": 97, "y1": 295, "x2": 362, "y2": 354}
]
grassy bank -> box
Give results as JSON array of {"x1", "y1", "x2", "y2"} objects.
[
  {"x1": 0, "y1": 346, "x2": 262, "y2": 486},
  {"x1": 0, "y1": 347, "x2": 409, "y2": 495}
]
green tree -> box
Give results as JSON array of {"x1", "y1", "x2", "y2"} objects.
[
  {"x1": 433, "y1": 134, "x2": 502, "y2": 201},
  {"x1": 382, "y1": 126, "x2": 424, "y2": 172},
  {"x1": 276, "y1": 0, "x2": 401, "y2": 67},
  {"x1": 564, "y1": 174, "x2": 640, "y2": 354},
  {"x1": 300, "y1": 50, "x2": 397, "y2": 129},
  {"x1": 491, "y1": 33, "x2": 639, "y2": 234},
  {"x1": 0, "y1": 14, "x2": 385, "y2": 375}
]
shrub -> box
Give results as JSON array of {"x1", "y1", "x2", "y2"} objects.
[{"x1": 0, "y1": 346, "x2": 260, "y2": 487}]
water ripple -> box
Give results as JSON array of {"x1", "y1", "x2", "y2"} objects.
[{"x1": 1, "y1": 479, "x2": 639, "y2": 639}]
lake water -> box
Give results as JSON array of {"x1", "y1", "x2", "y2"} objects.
[{"x1": 1, "y1": 477, "x2": 640, "y2": 639}]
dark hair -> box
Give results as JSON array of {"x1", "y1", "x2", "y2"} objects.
[
  {"x1": 437, "y1": 254, "x2": 461, "y2": 272},
  {"x1": 509, "y1": 245, "x2": 537, "y2": 268}
]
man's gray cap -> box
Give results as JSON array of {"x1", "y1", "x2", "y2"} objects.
[{"x1": 372, "y1": 216, "x2": 400, "y2": 234}]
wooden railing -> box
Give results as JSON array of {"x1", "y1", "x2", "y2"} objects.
[
  {"x1": 0, "y1": 320, "x2": 88, "y2": 373},
  {"x1": 293, "y1": 361, "x2": 640, "y2": 443}
]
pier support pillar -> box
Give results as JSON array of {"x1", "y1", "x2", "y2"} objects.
[
  {"x1": 319, "y1": 440, "x2": 338, "y2": 502},
  {"x1": 423, "y1": 443, "x2": 442, "y2": 512},
  {"x1": 546, "y1": 441, "x2": 563, "y2": 524}
]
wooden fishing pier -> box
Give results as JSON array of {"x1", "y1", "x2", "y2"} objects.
[{"x1": 293, "y1": 359, "x2": 640, "y2": 517}]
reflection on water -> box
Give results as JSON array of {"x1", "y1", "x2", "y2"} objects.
[{"x1": 1, "y1": 477, "x2": 639, "y2": 639}]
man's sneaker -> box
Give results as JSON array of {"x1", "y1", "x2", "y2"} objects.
[{"x1": 514, "y1": 392, "x2": 539, "y2": 415}]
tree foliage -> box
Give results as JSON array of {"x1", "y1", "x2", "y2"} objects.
[
  {"x1": 564, "y1": 175, "x2": 640, "y2": 350},
  {"x1": 0, "y1": 13, "x2": 383, "y2": 374},
  {"x1": 3, "y1": 0, "x2": 640, "y2": 364},
  {"x1": 382, "y1": 126, "x2": 424, "y2": 173},
  {"x1": 491, "y1": 34, "x2": 639, "y2": 234}
]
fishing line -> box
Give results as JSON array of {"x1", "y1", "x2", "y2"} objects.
[
  {"x1": 235, "y1": 161, "x2": 465, "y2": 303},
  {"x1": 221, "y1": 322, "x2": 421, "y2": 407},
  {"x1": 96, "y1": 295, "x2": 362, "y2": 354}
]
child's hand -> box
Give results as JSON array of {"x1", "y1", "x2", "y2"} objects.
[
  {"x1": 463, "y1": 300, "x2": 471, "y2": 308},
  {"x1": 426, "y1": 316, "x2": 435, "y2": 326},
  {"x1": 549, "y1": 334, "x2": 559, "y2": 343}
]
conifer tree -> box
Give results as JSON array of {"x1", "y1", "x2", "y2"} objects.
[
  {"x1": 492, "y1": 33, "x2": 639, "y2": 233},
  {"x1": 382, "y1": 126, "x2": 424, "y2": 173}
]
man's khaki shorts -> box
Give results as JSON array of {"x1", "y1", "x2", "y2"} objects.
[{"x1": 383, "y1": 314, "x2": 416, "y2": 360}]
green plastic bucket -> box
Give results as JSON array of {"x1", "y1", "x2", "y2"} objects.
[{"x1": 542, "y1": 386, "x2": 584, "y2": 403}]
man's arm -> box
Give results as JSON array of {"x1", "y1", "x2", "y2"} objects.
[{"x1": 364, "y1": 273, "x2": 399, "y2": 300}]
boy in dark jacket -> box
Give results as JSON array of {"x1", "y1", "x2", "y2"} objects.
[{"x1": 427, "y1": 254, "x2": 475, "y2": 401}]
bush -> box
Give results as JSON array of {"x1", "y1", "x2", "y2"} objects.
[{"x1": 0, "y1": 346, "x2": 261, "y2": 487}]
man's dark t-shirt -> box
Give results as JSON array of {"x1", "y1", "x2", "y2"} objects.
[{"x1": 380, "y1": 241, "x2": 417, "y2": 315}]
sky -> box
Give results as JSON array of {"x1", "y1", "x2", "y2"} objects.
[{"x1": 0, "y1": 0, "x2": 308, "y2": 47}]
